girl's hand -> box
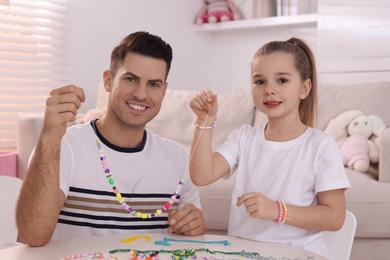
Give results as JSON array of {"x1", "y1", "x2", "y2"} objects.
[
  {"x1": 236, "y1": 192, "x2": 279, "y2": 221},
  {"x1": 189, "y1": 90, "x2": 218, "y2": 122}
]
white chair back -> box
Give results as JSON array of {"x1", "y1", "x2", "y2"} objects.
[
  {"x1": 0, "y1": 176, "x2": 22, "y2": 248},
  {"x1": 322, "y1": 210, "x2": 357, "y2": 260}
]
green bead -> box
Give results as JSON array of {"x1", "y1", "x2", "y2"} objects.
[{"x1": 108, "y1": 178, "x2": 114, "y2": 186}]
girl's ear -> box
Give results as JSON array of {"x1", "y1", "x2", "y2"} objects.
[
  {"x1": 103, "y1": 70, "x2": 113, "y2": 92},
  {"x1": 300, "y1": 79, "x2": 312, "y2": 99}
]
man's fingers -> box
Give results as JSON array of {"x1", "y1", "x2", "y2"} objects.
[{"x1": 49, "y1": 85, "x2": 86, "y2": 103}]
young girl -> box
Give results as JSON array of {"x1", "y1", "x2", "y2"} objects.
[{"x1": 189, "y1": 37, "x2": 350, "y2": 258}]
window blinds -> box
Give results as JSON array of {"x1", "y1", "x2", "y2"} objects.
[{"x1": 0, "y1": 0, "x2": 68, "y2": 148}]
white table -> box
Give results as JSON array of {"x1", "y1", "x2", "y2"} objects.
[{"x1": 0, "y1": 233, "x2": 326, "y2": 259}]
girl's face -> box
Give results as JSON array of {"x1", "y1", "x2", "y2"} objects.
[{"x1": 251, "y1": 51, "x2": 311, "y2": 123}]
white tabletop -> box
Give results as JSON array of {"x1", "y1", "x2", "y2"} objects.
[{"x1": 0, "y1": 233, "x2": 326, "y2": 260}]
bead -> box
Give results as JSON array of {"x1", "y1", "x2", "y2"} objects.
[{"x1": 108, "y1": 178, "x2": 114, "y2": 186}]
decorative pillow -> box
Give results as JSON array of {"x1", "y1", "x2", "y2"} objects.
[{"x1": 147, "y1": 89, "x2": 256, "y2": 151}]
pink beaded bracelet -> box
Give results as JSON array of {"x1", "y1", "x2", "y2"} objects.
[
  {"x1": 194, "y1": 120, "x2": 217, "y2": 130},
  {"x1": 275, "y1": 200, "x2": 284, "y2": 224},
  {"x1": 275, "y1": 200, "x2": 290, "y2": 225}
]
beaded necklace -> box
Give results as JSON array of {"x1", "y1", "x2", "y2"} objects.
[
  {"x1": 109, "y1": 248, "x2": 262, "y2": 260},
  {"x1": 93, "y1": 112, "x2": 210, "y2": 219},
  {"x1": 94, "y1": 123, "x2": 185, "y2": 219}
]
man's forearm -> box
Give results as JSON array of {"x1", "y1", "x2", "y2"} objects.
[{"x1": 16, "y1": 135, "x2": 63, "y2": 246}]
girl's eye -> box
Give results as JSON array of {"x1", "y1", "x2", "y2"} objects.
[
  {"x1": 254, "y1": 79, "x2": 265, "y2": 85},
  {"x1": 278, "y1": 78, "x2": 289, "y2": 84}
]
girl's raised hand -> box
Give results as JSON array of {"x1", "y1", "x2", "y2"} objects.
[{"x1": 189, "y1": 90, "x2": 218, "y2": 122}]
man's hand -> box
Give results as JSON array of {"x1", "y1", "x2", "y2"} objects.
[
  {"x1": 168, "y1": 204, "x2": 205, "y2": 236},
  {"x1": 43, "y1": 85, "x2": 85, "y2": 140}
]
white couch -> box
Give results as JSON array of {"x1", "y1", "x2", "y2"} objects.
[{"x1": 17, "y1": 82, "x2": 390, "y2": 260}]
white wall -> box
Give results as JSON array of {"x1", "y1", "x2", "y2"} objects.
[
  {"x1": 316, "y1": 0, "x2": 390, "y2": 84},
  {"x1": 68, "y1": 0, "x2": 390, "y2": 111},
  {"x1": 68, "y1": 0, "x2": 211, "y2": 111}
]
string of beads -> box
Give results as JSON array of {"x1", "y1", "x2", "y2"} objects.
[
  {"x1": 96, "y1": 139, "x2": 185, "y2": 218},
  {"x1": 109, "y1": 248, "x2": 261, "y2": 260},
  {"x1": 59, "y1": 252, "x2": 118, "y2": 260}
]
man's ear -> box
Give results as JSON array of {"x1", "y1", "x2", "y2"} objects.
[
  {"x1": 162, "y1": 82, "x2": 168, "y2": 97},
  {"x1": 103, "y1": 70, "x2": 113, "y2": 92},
  {"x1": 300, "y1": 79, "x2": 312, "y2": 99}
]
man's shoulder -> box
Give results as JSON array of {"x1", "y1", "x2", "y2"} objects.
[
  {"x1": 64, "y1": 122, "x2": 93, "y2": 142},
  {"x1": 146, "y1": 129, "x2": 187, "y2": 152}
]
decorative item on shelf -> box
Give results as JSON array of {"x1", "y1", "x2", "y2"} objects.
[
  {"x1": 195, "y1": 0, "x2": 243, "y2": 25},
  {"x1": 252, "y1": 0, "x2": 277, "y2": 18},
  {"x1": 0, "y1": 0, "x2": 9, "y2": 11},
  {"x1": 276, "y1": 0, "x2": 318, "y2": 16}
]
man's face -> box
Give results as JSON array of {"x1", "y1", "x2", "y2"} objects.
[{"x1": 105, "y1": 52, "x2": 167, "y2": 129}]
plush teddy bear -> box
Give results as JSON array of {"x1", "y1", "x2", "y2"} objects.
[
  {"x1": 195, "y1": 0, "x2": 242, "y2": 25},
  {"x1": 325, "y1": 110, "x2": 385, "y2": 174}
]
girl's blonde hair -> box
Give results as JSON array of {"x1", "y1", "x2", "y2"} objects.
[{"x1": 254, "y1": 37, "x2": 317, "y2": 127}]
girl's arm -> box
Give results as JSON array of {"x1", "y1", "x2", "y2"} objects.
[
  {"x1": 189, "y1": 91, "x2": 230, "y2": 186},
  {"x1": 237, "y1": 189, "x2": 346, "y2": 231},
  {"x1": 286, "y1": 189, "x2": 346, "y2": 231}
]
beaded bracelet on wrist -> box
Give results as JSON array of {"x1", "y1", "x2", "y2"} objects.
[
  {"x1": 275, "y1": 200, "x2": 289, "y2": 225},
  {"x1": 194, "y1": 120, "x2": 217, "y2": 130}
]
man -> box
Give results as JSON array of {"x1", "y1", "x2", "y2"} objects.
[{"x1": 16, "y1": 31, "x2": 205, "y2": 247}]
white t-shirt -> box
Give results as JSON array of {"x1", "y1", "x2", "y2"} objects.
[
  {"x1": 52, "y1": 120, "x2": 200, "y2": 240},
  {"x1": 216, "y1": 124, "x2": 350, "y2": 258}
]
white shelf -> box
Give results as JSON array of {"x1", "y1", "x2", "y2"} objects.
[{"x1": 193, "y1": 13, "x2": 318, "y2": 33}]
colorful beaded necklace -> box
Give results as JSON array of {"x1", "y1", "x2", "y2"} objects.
[
  {"x1": 109, "y1": 248, "x2": 262, "y2": 260},
  {"x1": 95, "y1": 136, "x2": 185, "y2": 219}
]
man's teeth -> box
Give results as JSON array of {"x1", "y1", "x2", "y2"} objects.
[{"x1": 129, "y1": 104, "x2": 146, "y2": 110}]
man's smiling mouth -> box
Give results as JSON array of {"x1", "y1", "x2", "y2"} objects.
[{"x1": 128, "y1": 103, "x2": 146, "y2": 111}]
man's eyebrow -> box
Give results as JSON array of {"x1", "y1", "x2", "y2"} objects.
[
  {"x1": 149, "y1": 78, "x2": 164, "y2": 84},
  {"x1": 123, "y1": 71, "x2": 140, "y2": 79}
]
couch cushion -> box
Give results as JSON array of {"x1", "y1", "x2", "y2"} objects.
[
  {"x1": 146, "y1": 89, "x2": 255, "y2": 151},
  {"x1": 198, "y1": 176, "x2": 235, "y2": 231},
  {"x1": 346, "y1": 168, "x2": 390, "y2": 238},
  {"x1": 317, "y1": 82, "x2": 390, "y2": 131}
]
